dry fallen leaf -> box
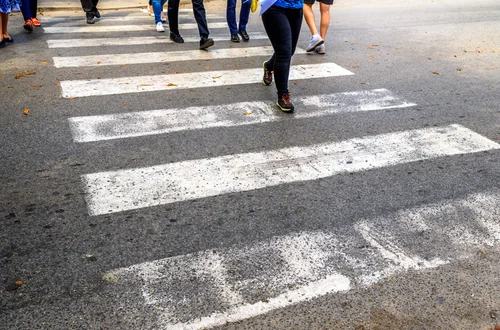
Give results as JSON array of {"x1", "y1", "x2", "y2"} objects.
[
  {"x1": 206, "y1": 66, "x2": 211, "y2": 70},
  {"x1": 23, "y1": 108, "x2": 29, "y2": 115},
  {"x1": 243, "y1": 111, "x2": 252, "y2": 115},
  {"x1": 15, "y1": 280, "x2": 24, "y2": 286},
  {"x1": 122, "y1": 102, "x2": 127, "y2": 105},
  {"x1": 457, "y1": 68, "x2": 462, "y2": 71},
  {"x1": 167, "y1": 83, "x2": 177, "y2": 86},
  {"x1": 14, "y1": 70, "x2": 36, "y2": 79},
  {"x1": 212, "y1": 75, "x2": 222, "y2": 79},
  {"x1": 97, "y1": 61, "x2": 102, "y2": 65},
  {"x1": 40, "y1": 60, "x2": 48, "y2": 65},
  {"x1": 360, "y1": 82, "x2": 368, "y2": 85},
  {"x1": 433, "y1": 71, "x2": 442, "y2": 75},
  {"x1": 138, "y1": 83, "x2": 152, "y2": 87}
]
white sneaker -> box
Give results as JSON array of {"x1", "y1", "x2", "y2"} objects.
[
  {"x1": 306, "y1": 34, "x2": 324, "y2": 52},
  {"x1": 156, "y1": 22, "x2": 165, "y2": 32},
  {"x1": 315, "y1": 44, "x2": 326, "y2": 54}
]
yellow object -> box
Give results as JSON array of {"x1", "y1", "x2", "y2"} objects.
[{"x1": 251, "y1": 0, "x2": 258, "y2": 13}]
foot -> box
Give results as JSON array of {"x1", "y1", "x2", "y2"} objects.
[
  {"x1": 170, "y1": 32, "x2": 184, "y2": 43},
  {"x1": 86, "y1": 13, "x2": 96, "y2": 24},
  {"x1": 3, "y1": 35, "x2": 13, "y2": 42},
  {"x1": 230, "y1": 33, "x2": 240, "y2": 42},
  {"x1": 31, "y1": 17, "x2": 41, "y2": 26},
  {"x1": 200, "y1": 37, "x2": 214, "y2": 50},
  {"x1": 162, "y1": 12, "x2": 166, "y2": 22},
  {"x1": 315, "y1": 44, "x2": 325, "y2": 54},
  {"x1": 238, "y1": 30, "x2": 250, "y2": 42},
  {"x1": 148, "y1": 5, "x2": 154, "y2": 16},
  {"x1": 90, "y1": 7, "x2": 100, "y2": 19},
  {"x1": 23, "y1": 19, "x2": 34, "y2": 32},
  {"x1": 306, "y1": 34, "x2": 324, "y2": 52},
  {"x1": 277, "y1": 93, "x2": 294, "y2": 112},
  {"x1": 0, "y1": 39, "x2": 5, "y2": 48},
  {"x1": 262, "y1": 61, "x2": 273, "y2": 86},
  {"x1": 156, "y1": 22, "x2": 165, "y2": 32}
]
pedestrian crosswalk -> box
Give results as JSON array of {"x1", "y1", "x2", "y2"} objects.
[{"x1": 42, "y1": 7, "x2": 499, "y2": 329}]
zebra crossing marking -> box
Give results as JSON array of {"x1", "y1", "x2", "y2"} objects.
[
  {"x1": 53, "y1": 46, "x2": 298, "y2": 68},
  {"x1": 60, "y1": 62, "x2": 354, "y2": 98},
  {"x1": 107, "y1": 192, "x2": 500, "y2": 329},
  {"x1": 68, "y1": 89, "x2": 416, "y2": 143},
  {"x1": 82, "y1": 124, "x2": 500, "y2": 216},
  {"x1": 46, "y1": 32, "x2": 269, "y2": 48},
  {"x1": 43, "y1": 22, "x2": 229, "y2": 33}
]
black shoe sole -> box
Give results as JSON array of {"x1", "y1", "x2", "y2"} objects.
[
  {"x1": 238, "y1": 31, "x2": 249, "y2": 42},
  {"x1": 200, "y1": 39, "x2": 214, "y2": 49}
]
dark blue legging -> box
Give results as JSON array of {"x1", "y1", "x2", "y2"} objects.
[
  {"x1": 262, "y1": 5, "x2": 303, "y2": 97},
  {"x1": 21, "y1": 0, "x2": 37, "y2": 20}
]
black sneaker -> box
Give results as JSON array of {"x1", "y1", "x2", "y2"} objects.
[
  {"x1": 262, "y1": 61, "x2": 273, "y2": 86},
  {"x1": 238, "y1": 30, "x2": 249, "y2": 42},
  {"x1": 92, "y1": 7, "x2": 100, "y2": 18},
  {"x1": 86, "y1": 12, "x2": 96, "y2": 24},
  {"x1": 277, "y1": 93, "x2": 294, "y2": 112},
  {"x1": 200, "y1": 37, "x2": 214, "y2": 50},
  {"x1": 170, "y1": 32, "x2": 184, "y2": 43},
  {"x1": 230, "y1": 33, "x2": 240, "y2": 42}
]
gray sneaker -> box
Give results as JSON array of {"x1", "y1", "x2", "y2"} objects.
[
  {"x1": 306, "y1": 34, "x2": 324, "y2": 52},
  {"x1": 315, "y1": 44, "x2": 326, "y2": 54}
]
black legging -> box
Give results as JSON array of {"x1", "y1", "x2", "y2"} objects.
[{"x1": 262, "y1": 5, "x2": 303, "y2": 97}]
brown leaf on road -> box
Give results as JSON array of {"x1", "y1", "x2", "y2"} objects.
[
  {"x1": 167, "y1": 83, "x2": 177, "y2": 86},
  {"x1": 360, "y1": 82, "x2": 368, "y2": 85},
  {"x1": 243, "y1": 111, "x2": 252, "y2": 115},
  {"x1": 212, "y1": 75, "x2": 222, "y2": 79},
  {"x1": 433, "y1": 71, "x2": 442, "y2": 75},
  {"x1": 23, "y1": 108, "x2": 29, "y2": 115},
  {"x1": 14, "y1": 70, "x2": 36, "y2": 79},
  {"x1": 40, "y1": 60, "x2": 48, "y2": 65}
]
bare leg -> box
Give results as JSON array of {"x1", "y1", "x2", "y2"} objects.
[
  {"x1": 319, "y1": 2, "x2": 330, "y2": 40},
  {"x1": 1, "y1": 13, "x2": 9, "y2": 39},
  {"x1": 303, "y1": 3, "x2": 318, "y2": 36},
  {"x1": 0, "y1": 14, "x2": 3, "y2": 40}
]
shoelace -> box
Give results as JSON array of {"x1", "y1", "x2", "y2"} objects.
[{"x1": 281, "y1": 94, "x2": 291, "y2": 106}]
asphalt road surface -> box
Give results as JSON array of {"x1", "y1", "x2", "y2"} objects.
[{"x1": 1, "y1": 0, "x2": 499, "y2": 329}]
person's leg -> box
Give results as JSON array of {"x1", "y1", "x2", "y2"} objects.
[
  {"x1": 238, "y1": 0, "x2": 251, "y2": 35},
  {"x1": 226, "y1": 0, "x2": 237, "y2": 35},
  {"x1": 152, "y1": 0, "x2": 164, "y2": 24},
  {"x1": 80, "y1": 0, "x2": 93, "y2": 12},
  {"x1": 262, "y1": 6, "x2": 292, "y2": 97},
  {"x1": 302, "y1": 2, "x2": 317, "y2": 36},
  {"x1": 167, "y1": 0, "x2": 180, "y2": 35},
  {"x1": 319, "y1": 1, "x2": 330, "y2": 39},
  {"x1": 0, "y1": 13, "x2": 5, "y2": 46},
  {"x1": 20, "y1": 0, "x2": 32, "y2": 21},
  {"x1": 191, "y1": 0, "x2": 209, "y2": 38},
  {"x1": 1, "y1": 12, "x2": 9, "y2": 38},
  {"x1": 30, "y1": 0, "x2": 38, "y2": 17}
]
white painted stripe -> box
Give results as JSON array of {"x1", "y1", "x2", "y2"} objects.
[
  {"x1": 140, "y1": 8, "x2": 193, "y2": 14},
  {"x1": 54, "y1": 46, "x2": 294, "y2": 68},
  {"x1": 43, "y1": 22, "x2": 228, "y2": 33},
  {"x1": 46, "y1": 32, "x2": 269, "y2": 48},
  {"x1": 40, "y1": 13, "x2": 223, "y2": 24},
  {"x1": 82, "y1": 124, "x2": 500, "y2": 215},
  {"x1": 107, "y1": 191, "x2": 500, "y2": 329},
  {"x1": 60, "y1": 62, "x2": 354, "y2": 98},
  {"x1": 69, "y1": 89, "x2": 416, "y2": 143}
]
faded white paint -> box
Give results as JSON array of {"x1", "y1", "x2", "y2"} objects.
[
  {"x1": 47, "y1": 33, "x2": 269, "y2": 48},
  {"x1": 53, "y1": 46, "x2": 297, "y2": 68},
  {"x1": 42, "y1": 22, "x2": 228, "y2": 33},
  {"x1": 68, "y1": 89, "x2": 415, "y2": 143},
  {"x1": 60, "y1": 62, "x2": 354, "y2": 98},
  {"x1": 82, "y1": 125, "x2": 500, "y2": 215}
]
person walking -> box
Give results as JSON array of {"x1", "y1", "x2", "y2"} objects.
[
  {"x1": 0, "y1": 0, "x2": 22, "y2": 48},
  {"x1": 167, "y1": 0, "x2": 214, "y2": 49},
  {"x1": 151, "y1": 0, "x2": 167, "y2": 32},
  {"x1": 20, "y1": 0, "x2": 39, "y2": 32},
  {"x1": 303, "y1": 0, "x2": 331, "y2": 54},
  {"x1": 80, "y1": 0, "x2": 100, "y2": 24},
  {"x1": 261, "y1": 0, "x2": 303, "y2": 112},
  {"x1": 226, "y1": 0, "x2": 250, "y2": 42}
]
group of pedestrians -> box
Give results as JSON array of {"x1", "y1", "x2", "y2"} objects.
[{"x1": 0, "y1": 0, "x2": 39, "y2": 48}]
